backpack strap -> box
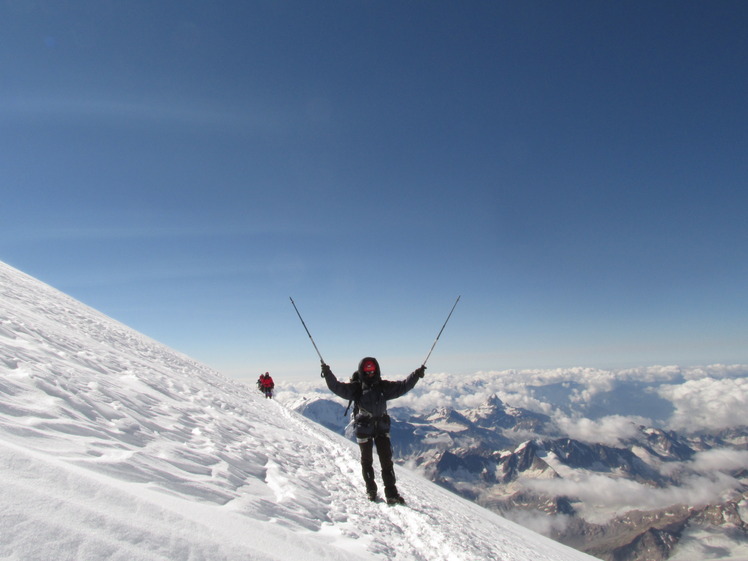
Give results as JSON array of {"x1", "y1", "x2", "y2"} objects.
[
  {"x1": 343, "y1": 399, "x2": 354, "y2": 417},
  {"x1": 342, "y1": 374, "x2": 363, "y2": 417}
]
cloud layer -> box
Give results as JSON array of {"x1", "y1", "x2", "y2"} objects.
[
  {"x1": 525, "y1": 470, "x2": 741, "y2": 522},
  {"x1": 278, "y1": 364, "x2": 748, "y2": 443}
]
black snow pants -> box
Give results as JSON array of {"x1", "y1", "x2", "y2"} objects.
[{"x1": 359, "y1": 434, "x2": 398, "y2": 498}]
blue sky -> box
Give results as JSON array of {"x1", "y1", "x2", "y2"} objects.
[{"x1": 2, "y1": 1, "x2": 747, "y2": 381}]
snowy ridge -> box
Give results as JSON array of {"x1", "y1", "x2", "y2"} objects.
[{"x1": 0, "y1": 261, "x2": 595, "y2": 561}]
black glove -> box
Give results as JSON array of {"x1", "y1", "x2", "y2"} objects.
[
  {"x1": 415, "y1": 365, "x2": 426, "y2": 378},
  {"x1": 321, "y1": 363, "x2": 332, "y2": 377}
]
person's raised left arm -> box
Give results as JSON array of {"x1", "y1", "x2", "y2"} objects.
[{"x1": 383, "y1": 366, "x2": 426, "y2": 400}]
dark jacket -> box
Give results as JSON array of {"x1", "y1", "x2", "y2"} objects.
[{"x1": 323, "y1": 357, "x2": 422, "y2": 440}]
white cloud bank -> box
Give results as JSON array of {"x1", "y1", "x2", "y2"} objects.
[
  {"x1": 551, "y1": 414, "x2": 649, "y2": 446},
  {"x1": 525, "y1": 471, "x2": 742, "y2": 523},
  {"x1": 280, "y1": 364, "x2": 748, "y2": 442},
  {"x1": 659, "y1": 376, "x2": 748, "y2": 432}
]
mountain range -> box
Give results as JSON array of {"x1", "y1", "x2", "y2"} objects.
[{"x1": 282, "y1": 383, "x2": 748, "y2": 561}]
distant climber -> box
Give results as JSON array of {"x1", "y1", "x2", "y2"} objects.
[
  {"x1": 257, "y1": 372, "x2": 274, "y2": 399},
  {"x1": 321, "y1": 357, "x2": 425, "y2": 505}
]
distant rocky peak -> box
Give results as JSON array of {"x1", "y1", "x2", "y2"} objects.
[
  {"x1": 463, "y1": 394, "x2": 550, "y2": 432},
  {"x1": 497, "y1": 440, "x2": 556, "y2": 482},
  {"x1": 484, "y1": 394, "x2": 505, "y2": 408},
  {"x1": 426, "y1": 406, "x2": 472, "y2": 426},
  {"x1": 636, "y1": 426, "x2": 695, "y2": 461}
]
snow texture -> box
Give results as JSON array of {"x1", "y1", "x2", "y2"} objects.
[{"x1": 0, "y1": 260, "x2": 596, "y2": 561}]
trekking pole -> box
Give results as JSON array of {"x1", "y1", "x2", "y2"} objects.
[
  {"x1": 422, "y1": 295, "x2": 461, "y2": 367},
  {"x1": 289, "y1": 297, "x2": 326, "y2": 371}
]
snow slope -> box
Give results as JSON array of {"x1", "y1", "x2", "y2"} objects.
[{"x1": 0, "y1": 260, "x2": 596, "y2": 561}]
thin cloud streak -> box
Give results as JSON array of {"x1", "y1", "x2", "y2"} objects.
[{"x1": 0, "y1": 95, "x2": 292, "y2": 133}]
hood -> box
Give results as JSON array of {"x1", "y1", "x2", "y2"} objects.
[{"x1": 357, "y1": 356, "x2": 381, "y2": 385}]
